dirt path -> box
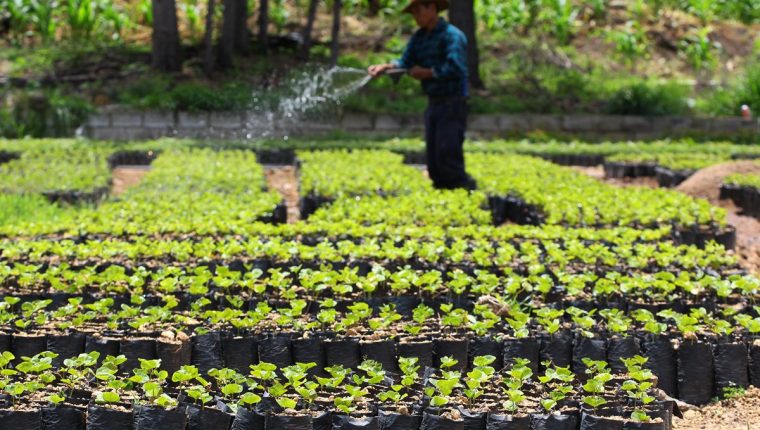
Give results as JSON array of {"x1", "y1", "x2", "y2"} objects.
[
  {"x1": 111, "y1": 166, "x2": 151, "y2": 196},
  {"x1": 673, "y1": 387, "x2": 760, "y2": 430},
  {"x1": 265, "y1": 165, "x2": 300, "y2": 223},
  {"x1": 571, "y1": 166, "x2": 660, "y2": 188}
]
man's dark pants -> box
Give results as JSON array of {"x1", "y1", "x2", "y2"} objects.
[{"x1": 424, "y1": 98, "x2": 476, "y2": 190}]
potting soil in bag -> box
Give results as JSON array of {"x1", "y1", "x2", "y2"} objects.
[
  {"x1": 648, "y1": 400, "x2": 675, "y2": 430},
  {"x1": 713, "y1": 341, "x2": 749, "y2": 394},
  {"x1": 530, "y1": 412, "x2": 579, "y2": 430},
  {"x1": 540, "y1": 331, "x2": 573, "y2": 369},
  {"x1": 378, "y1": 409, "x2": 422, "y2": 430},
  {"x1": 397, "y1": 341, "x2": 434, "y2": 369},
  {"x1": 86, "y1": 404, "x2": 133, "y2": 430},
  {"x1": 291, "y1": 336, "x2": 325, "y2": 375},
  {"x1": 258, "y1": 335, "x2": 292, "y2": 368},
  {"x1": 572, "y1": 337, "x2": 607, "y2": 379},
  {"x1": 133, "y1": 405, "x2": 188, "y2": 430},
  {"x1": 579, "y1": 413, "x2": 623, "y2": 430},
  {"x1": 485, "y1": 413, "x2": 530, "y2": 430},
  {"x1": 677, "y1": 341, "x2": 714, "y2": 405},
  {"x1": 0, "y1": 408, "x2": 41, "y2": 429},
  {"x1": 0, "y1": 333, "x2": 10, "y2": 353},
  {"x1": 265, "y1": 413, "x2": 312, "y2": 430},
  {"x1": 230, "y1": 406, "x2": 265, "y2": 430},
  {"x1": 186, "y1": 404, "x2": 233, "y2": 430},
  {"x1": 41, "y1": 404, "x2": 85, "y2": 430},
  {"x1": 456, "y1": 406, "x2": 486, "y2": 430},
  {"x1": 419, "y1": 412, "x2": 465, "y2": 430},
  {"x1": 85, "y1": 336, "x2": 120, "y2": 364},
  {"x1": 11, "y1": 334, "x2": 46, "y2": 365},
  {"x1": 156, "y1": 338, "x2": 191, "y2": 377},
  {"x1": 607, "y1": 337, "x2": 641, "y2": 374},
  {"x1": 469, "y1": 337, "x2": 503, "y2": 370},
  {"x1": 434, "y1": 339, "x2": 468, "y2": 371},
  {"x1": 222, "y1": 335, "x2": 257, "y2": 374},
  {"x1": 361, "y1": 340, "x2": 397, "y2": 373},
  {"x1": 325, "y1": 338, "x2": 361, "y2": 368},
  {"x1": 503, "y1": 338, "x2": 540, "y2": 373},
  {"x1": 640, "y1": 335, "x2": 677, "y2": 397},
  {"x1": 313, "y1": 411, "x2": 332, "y2": 430},
  {"x1": 119, "y1": 339, "x2": 156, "y2": 374},
  {"x1": 47, "y1": 333, "x2": 86, "y2": 367},
  {"x1": 750, "y1": 341, "x2": 760, "y2": 387},
  {"x1": 191, "y1": 332, "x2": 224, "y2": 375},
  {"x1": 332, "y1": 415, "x2": 380, "y2": 430}
]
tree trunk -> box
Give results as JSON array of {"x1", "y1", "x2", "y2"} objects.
[
  {"x1": 448, "y1": 0, "x2": 484, "y2": 89},
  {"x1": 258, "y1": 0, "x2": 269, "y2": 52},
  {"x1": 367, "y1": 0, "x2": 380, "y2": 16},
  {"x1": 300, "y1": 0, "x2": 319, "y2": 59},
  {"x1": 203, "y1": 0, "x2": 216, "y2": 75},
  {"x1": 233, "y1": 0, "x2": 249, "y2": 53},
  {"x1": 219, "y1": 0, "x2": 237, "y2": 69},
  {"x1": 151, "y1": 0, "x2": 181, "y2": 72},
  {"x1": 330, "y1": 0, "x2": 342, "y2": 67}
]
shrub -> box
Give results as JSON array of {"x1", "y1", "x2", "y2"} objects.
[
  {"x1": 171, "y1": 82, "x2": 253, "y2": 112},
  {"x1": 0, "y1": 90, "x2": 93, "y2": 138},
  {"x1": 606, "y1": 82, "x2": 689, "y2": 116}
]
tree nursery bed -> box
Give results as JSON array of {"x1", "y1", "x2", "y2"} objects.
[{"x1": 0, "y1": 139, "x2": 759, "y2": 429}]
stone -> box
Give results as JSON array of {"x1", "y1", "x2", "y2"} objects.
[
  {"x1": 86, "y1": 113, "x2": 110, "y2": 128},
  {"x1": 111, "y1": 112, "x2": 143, "y2": 128},
  {"x1": 529, "y1": 115, "x2": 563, "y2": 132},
  {"x1": 374, "y1": 115, "x2": 402, "y2": 131},
  {"x1": 178, "y1": 112, "x2": 209, "y2": 129},
  {"x1": 143, "y1": 111, "x2": 175, "y2": 129},
  {"x1": 621, "y1": 116, "x2": 652, "y2": 132},
  {"x1": 499, "y1": 115, "x2": 532, "y2": 132},
  {"x1": 562, "y1": 115, "x2": 604, "y2": 132},
  {"x1": 340, "y1": 114, "x2": 374, "y2": 131},
  {"x1": 469, "y1": 115, "x2": 500, "y2": 132},
  {"x1": 209, "y1": 112, "x2": 243, "y2": 129}
]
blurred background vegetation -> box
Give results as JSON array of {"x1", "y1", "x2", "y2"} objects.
[{"x1": 2, "y1": 0, "x2": 760, "y2": 137}]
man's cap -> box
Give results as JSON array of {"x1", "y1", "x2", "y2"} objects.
[{"x1": 402, "y1": 0, "x2": 449, "y2": 13}]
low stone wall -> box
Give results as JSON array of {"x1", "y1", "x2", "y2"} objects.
[{"x1": 85, "y1": 107, "x2": 760, "y2": 140}]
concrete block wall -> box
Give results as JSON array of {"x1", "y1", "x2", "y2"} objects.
[{"x1": 85, "y1": 107, "x2": 760, "y2": 140}]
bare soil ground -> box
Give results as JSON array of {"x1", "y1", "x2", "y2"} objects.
[
  {"x1": 673, "y1": 387, "x2": 760, "y2": 430},
  {"x1": 111, "y1": 166, "x2": 150, "y2": 196},
  {"x1": 572, "y1": 166, "x2": 660, "y2": 188},
  {"x1": 265, "y1": 166, "x2": 300, "y2": 223}
]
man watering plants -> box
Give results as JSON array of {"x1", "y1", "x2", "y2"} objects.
[{"x1": 368, "y1": 0, "x2": 477, "y2": 190}]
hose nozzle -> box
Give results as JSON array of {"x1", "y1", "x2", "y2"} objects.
[{"x1": 383, "y1": 68, "x2": 408, "y2": 84}]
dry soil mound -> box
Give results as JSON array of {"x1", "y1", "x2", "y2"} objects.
[{"x1": 677, "y1": 160, "x2": 760, "y2": 203}]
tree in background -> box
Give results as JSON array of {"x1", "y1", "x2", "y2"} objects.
[
  {"x1": 330, "y1": 0, "x2": 342, "y2": 66},
  {"x1": 300, "y1": 0, "x2": 320, "y2": 59},
  {"x1": 449, "y1": 0, "x2": 484, "y2": 90},
  {"x1": 203, "y1": 0, "x2": 217, "y2": 74},
  {"x1": 151, "y1": 0, "x2": 181, "y2": 72},
  {"x1": 259, "y1": 0, "x2": 269, "y2": 52},
  {"x1": 220, "y1": 0, "x2": 250, "y2": 68}
]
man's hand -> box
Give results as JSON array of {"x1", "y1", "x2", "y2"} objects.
[
  {"x1": 368, "y1": 63, "x2": 394, "y2": 78},
  {"x1": 409, "y1": 66, "x2": 434, "y2": 81}
]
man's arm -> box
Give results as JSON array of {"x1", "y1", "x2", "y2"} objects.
[{"x1": 369, "y1": 34, "x2": 417, "y2": 77}]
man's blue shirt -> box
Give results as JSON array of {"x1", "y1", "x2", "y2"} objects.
[{"x1": 394, "y1": 18, "x2": 469, "y2": 98}]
